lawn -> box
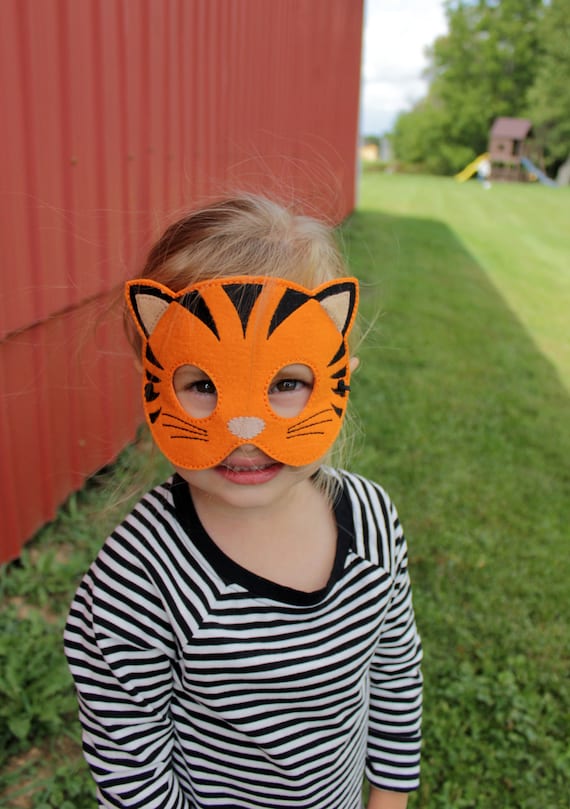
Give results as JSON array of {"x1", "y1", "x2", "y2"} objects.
[
  {"x1": 349, "y1": 171, "x2": 570, "y2": 807},
  {"x1": 1, "y1": 171, "x2": 569, "y2": 808}
]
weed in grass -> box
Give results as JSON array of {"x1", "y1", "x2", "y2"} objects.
[
  {"x1": 0, "y1": 609, "x2": 76, "y2": 766},
  {"x1": 0, "y1": 735, "x2": 94, "y2": 809},
  {"x1": 0, "y1": 544, "x2": 95, "y2": 616},
  {"x1": 417, "y1": 655, "x2": 570, "y2": 807},
  {"x1": 29, "y1": 759, "x2": 94, "y2": 809}
]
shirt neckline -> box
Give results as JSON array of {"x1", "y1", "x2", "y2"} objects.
[{"x1": 170, "y1": 473, "x2": 355, "y2": 606}]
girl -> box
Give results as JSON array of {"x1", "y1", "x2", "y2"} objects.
[{"x1": 65, "y1": 195, "x2": 423, "y2": 809}]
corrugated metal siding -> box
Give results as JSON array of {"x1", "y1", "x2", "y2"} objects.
[{"x1": 0, "y1": 0, "x2": 364, "y2": 564}]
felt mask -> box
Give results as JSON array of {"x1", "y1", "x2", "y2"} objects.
[{"x1": 125, "y1": 275, "x2": 359, "y2": 469}]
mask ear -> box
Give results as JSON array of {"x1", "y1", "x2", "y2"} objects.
[
  {"x1": 315, "y1": 279, "x2": 358, "y2": 336},
  {"x1": 125, "y1": 281, "x2": 174, "y2": 338}
]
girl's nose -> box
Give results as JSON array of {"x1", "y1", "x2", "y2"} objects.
[{"x1": 227, "y1": 416, "x2": 265, "y2": 439}]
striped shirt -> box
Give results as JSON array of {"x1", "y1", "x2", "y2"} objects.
[{"x1": 64, "y1": 470, "x2": 422, "y2": 809}]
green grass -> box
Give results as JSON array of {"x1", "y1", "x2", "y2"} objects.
[
  {"x1": 355, "y1": 171, "x2": 570, "y2": 392},
  {"x1": 350, "y1": 172, "x2": 570, "y2": 807},
  {"x1": 1, "y1": 172, "x2": 569, "y2": 807}
]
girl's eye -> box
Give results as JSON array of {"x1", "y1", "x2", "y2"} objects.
[
  {"x1": 173, "y1": 365, "x2": 217, "y2": 418},
  {"x1": 187, "y1": 379, "x2": 216, "y2": 395},
  {"x1": 271, "y1": 378, "x2": 305, "y2": 394},
  {"x1": 268, "y1": 364, "x2": 314, "y2": 417}
]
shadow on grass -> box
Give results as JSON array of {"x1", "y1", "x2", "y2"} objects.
[{"x1": 343, "y1": 208, "x2": 570, "y2": 808}]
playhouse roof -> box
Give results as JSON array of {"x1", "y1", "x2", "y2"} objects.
[{"x1": 490, "y1": 117, "x2": 532, "y2": 140}]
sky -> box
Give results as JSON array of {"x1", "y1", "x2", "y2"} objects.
[{"x1": 360, "y1": 0, "x2": 448, "y2": 136}]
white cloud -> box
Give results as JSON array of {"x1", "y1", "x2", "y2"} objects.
[{"x1": 360, "y1": 0, "x2": 448, "y2": 135}]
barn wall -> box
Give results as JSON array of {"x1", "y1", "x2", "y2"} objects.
[{"x1": 0, "y1": 0, "x2": 364, "y2": 563}]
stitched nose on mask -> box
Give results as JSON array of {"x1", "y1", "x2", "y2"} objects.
[{"x1": 227, "y1": 416, "x2": 265, "y2": 439}]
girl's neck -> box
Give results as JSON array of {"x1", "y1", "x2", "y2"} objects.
[
  {"x1": 189, "y1": 473, "x2": 318, "y2": 534},
  {"x1": 188, "y1": 477, "x2": 337, "y2": 592}
]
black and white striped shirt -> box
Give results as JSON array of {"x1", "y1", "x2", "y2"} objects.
[{"x1": 64, "y1": 470, "x2": 422, "y2": 809}]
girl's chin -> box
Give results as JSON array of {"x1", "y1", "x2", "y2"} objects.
[{"x1": 214, "y1": 461, "x2": 284, "y2": 486}]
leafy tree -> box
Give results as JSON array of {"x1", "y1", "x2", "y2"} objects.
[
  {"x1": 392, "y1": 98, "x2": 474, "y2": 175},
  {"x1": 392, "y1": 0, "x2": 545, "y2": 174},
  {"x1": 527, "y1": 0, "x2": 570, "y2": 172}
]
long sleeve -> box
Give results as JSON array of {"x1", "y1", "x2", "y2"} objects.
[
  {"x1": 365, "y1": 499, "x2": 423, "y2": 792},
  {"x1": 64, "y1": 540, "x2": 191, "y2": 809}
]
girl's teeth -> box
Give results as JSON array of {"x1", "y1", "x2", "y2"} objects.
[{"x1": 224, "y1": 463, "x2": 272, "y2": 472}]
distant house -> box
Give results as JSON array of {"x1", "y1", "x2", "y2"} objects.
[
  {"x1": 360, "y1": 136, "x2": 392, "y2": 164},
  {"x1": 360, "y1": 142, "x2": 379, "y2": 162}
]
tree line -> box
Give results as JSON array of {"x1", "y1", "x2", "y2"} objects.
[{"x1": 391, "y1": 0, "x2": 570, "y2": 177}]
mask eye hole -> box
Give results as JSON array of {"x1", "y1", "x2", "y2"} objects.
[
  {"x1": 268, "y1": 364, "x2": 314, "y2": 417},
  {"x1": 173, "y1": 365, "x2": 217, "y2": 418}
]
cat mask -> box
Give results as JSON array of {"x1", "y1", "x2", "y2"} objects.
[{"x1": 125, "y1": 275, "x2": 359, "y2": 469}]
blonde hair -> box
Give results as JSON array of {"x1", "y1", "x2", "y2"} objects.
[
  {"x1": 126, "y1": 193, "x2": 359, "y2": 497},
  {"x1": 126, "y1": 194, "x2": 348, "y2": 351}
]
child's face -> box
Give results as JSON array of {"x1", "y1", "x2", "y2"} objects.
[
  {"x1": 174, "y1": 355, "x2": 358, "y2": 512},
  {"x1": 125, "y1": 275, "x2": 358, "y2": 471}
]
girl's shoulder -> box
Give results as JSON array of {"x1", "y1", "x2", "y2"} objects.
[
  {"x1": 329, "y1": 467, "x2": 396, "y2": 517},
  {"x1": 69, "y1": 477, "x2": 188, "y2": 653},
  {"x1": 99, "y1": 476, "x2": 182, "y2": 564},
  {"x1": 329, "y1": 468, "x2": 407, "y2": 572},
  {"x1": 124, "y1": 474, "x2": 178, "y2": 530},
  {"x1": 331, "y1": 467, "x2": 393, "y2": 503}
]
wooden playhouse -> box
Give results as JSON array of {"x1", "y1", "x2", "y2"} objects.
[{"x1": 488, "y1": 117, "x2": 542, "y2": 181}]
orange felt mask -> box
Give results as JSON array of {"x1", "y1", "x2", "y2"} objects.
[{"x1": 125, "y1": 275, "x2": 358, "y2": 469}]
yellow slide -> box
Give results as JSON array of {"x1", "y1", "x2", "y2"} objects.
[{"x1": 455, "y1": 152, "x2": 490, "y2": 182}]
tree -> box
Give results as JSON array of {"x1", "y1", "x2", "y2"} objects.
[
  {"x1": 527, "y1": 0, "x2": 570, "y2": 172},
  {"x1": 392, "y1": 97, "x2": 475, "y2": 175},
  {"x1": 392, "y1": 0, "x2": 545, "y2": 174}
]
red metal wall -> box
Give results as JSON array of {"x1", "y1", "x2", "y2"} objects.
[{"x1": 0, "y1": 0, "x2": 364, "y2": 564}]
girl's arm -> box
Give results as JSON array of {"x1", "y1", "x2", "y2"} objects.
[
  {"x1": 64, "y1": 557, "x2": 191, "y2": 809},
  {"x1": 367, "y1": 787, "x2": 409, "y2": 809},
  {"x1": 365, "y1": 489, "x2": 423, "y2": 797}
]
